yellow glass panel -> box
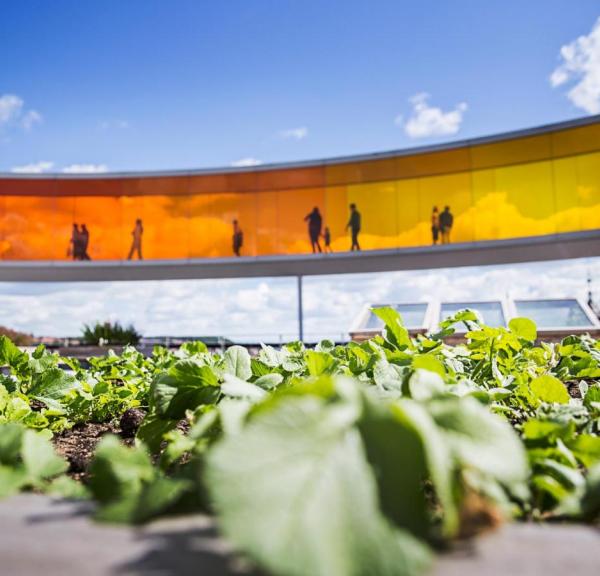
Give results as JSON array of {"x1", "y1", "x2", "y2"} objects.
[
  {"x1": 346, "y1": 181, "x2": 398, "y2": 250},
  {"x1": 576, "y1": 152, "x2": 600, "y2": 230},
  {"x1": 492, "y1": 161, "x2": 555, "y2": 239},
  {"x1": 189, "y1": 192, "x2": 256, "y2": 258},
  {"x1": 396, "y1": 179, "x2": 421, "y2": 247},
  {"x1": 471, "y1": 169, "x2": 497, "y2": 241},
  {"x1": 417, "y1": 172, "x2": 473, "y2": 244},
  {"x1": 256, "y1": 191, "x2": 279, "y2": 255},
  {"x1": 277, "y1": 188, "x2": 325, "y2": 254},
  {"x1": 552, "y1": 157, "x2": 582, "y2": 233},
  {"x1": 552, "y1": 123, "x2": 600, "y2": 158},
  {"x1": 324, "y1": 186, "x2": 348, "y2": 253},
  {"x1": 471, "y1": 134, "x2": 552, "y2": 170}
]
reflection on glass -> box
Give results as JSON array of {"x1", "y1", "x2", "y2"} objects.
[
  {"x1": 441, "y1": 301, "x2": 505, "y2": 328},
  {"x1": 514, "y1": 299, "x2": 592, "y2": 328},
  {"x1": 365, "y1": 304, "x2": 428, "y2": 330},
  {"x1": 0, "y1": 121, "x2": 598, "y2": 261}
]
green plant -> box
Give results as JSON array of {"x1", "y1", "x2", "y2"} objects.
[
  {"x1": 0, "y1": 310, "x2": 598, "y2": 576},
  {"x1": 82, "y1": 321, "x2": 141, "y2": 346}
]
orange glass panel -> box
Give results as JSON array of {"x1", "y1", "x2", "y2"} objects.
[
  {"x1": 256, "y1": 191, "x2": 279, "y2": 255},
  {"x1": 121, "y1": 176, "x2": 187, "y2": 197},
  {"x1": 57, "y1": 178, "x2": 122, "y2": 198},
  {"x1": 73, "y1": 196, "x2": 123, "y2": 260},
  {"x1": 418, "y1": 172, "x2": 473, "y2": 244},
  {"x1": 120, "y1": 195, "x2": 146, "y2": 260},
  {"x1": 55, "y1": 197, "x2": 76, "y2": 260},
  {"x1": 277, "y1": 188, "x2": 326, "y2": 254},
  {"x1": 0, "y1": 178, "x2": 54, "y2": 197},
  {"x1": 188, "y1": 173, "x2": 229, "y2": 194},
  {"x1": 1, "y1": 196, "x2": 58, "y2": 260},
  {"x1": 141, "y1": 195, "x2": 189, "y2": 259},
  {"x1": 324, "y1": 186, "x2": 348, "y2": 252},
  {"x1": 258, "y1": 166, "x2": 324, "y2": 191}
]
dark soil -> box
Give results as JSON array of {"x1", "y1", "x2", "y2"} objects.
[
  {"x1": 566, "y1": 381, "x2": 582, "y2": 399},
  {"x1": 52, "y1": 420, "x2": 136, "y2": 482}
]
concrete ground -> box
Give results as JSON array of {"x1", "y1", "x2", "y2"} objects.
[{"x1": 1, "y1": 494, "x2": 598, "y2": 576}]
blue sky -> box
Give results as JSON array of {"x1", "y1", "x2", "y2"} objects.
[
  {"x1": 1, "y1": 2, "x2": 599, "y2": 337},
  {"x1": 2, "y1": 0, "x2": 600, "y2": 171}
]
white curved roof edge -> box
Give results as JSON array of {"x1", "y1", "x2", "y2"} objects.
[
  {"x1": 0, "y1": 229, "x2": 597, "y2": 282},
  {"x1": 1, "y1": 115, "x2": 599, "y2": 180}
]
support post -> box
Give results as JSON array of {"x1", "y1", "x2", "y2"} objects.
[{"x1": 297, "y1": 275, "x2": 304, "y2": 342}]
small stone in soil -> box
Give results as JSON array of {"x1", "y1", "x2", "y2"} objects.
[{"x1": 120, "y1": 408, "x2": 146, "y2": 438}]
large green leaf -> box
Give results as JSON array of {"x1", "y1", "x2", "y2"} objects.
[
  {"x1": 305, "y1": 350, "x2": 338, "y2": 376},
  {"x1": 150, "y1": 360, "x2": 219, "y2": 419},
  {"x1": 28, "y1": 367, "x2": 80, "y2": 404},
  {"x1": 508, "y1": 317, "x2": 537, "y2": 342},
  {"x1": 358, "y1": 396, "x2": 457, "y2": 538},
  {"x1": 21, "y1": 429, "x2": 68, "y2": 480},
  {"x1": 530, "y1": 375, "x2": 570, "y2": 404},
  {"x1": 206, "y1": 395, "x2": 431, "y2": 576},
  {"x1": 429, "y1": 396, "x2": 529, "y2": 492},
  {"x1": 372, "y1": 307, "x2": 412, "y2": 350},
  {"x1": 223, "y1": 346, "x2": 252, "y2": 380}
]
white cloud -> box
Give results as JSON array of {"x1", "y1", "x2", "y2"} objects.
[
  {"x1": 61, "y1": 164, "x2": 108, "y2": 173},
  {"x1": 0, "y1": 258, "x2": 597, "y2": 342},
  {"x1": 0, "y1": 94, "x2": 42, "y2": 132},
  {"x1": 99, "y1": 119, "x2": 129, "y2": 131},
  {"x1": 550, "y1": 16, "x2": 600, "y2": 114},
  {"x1": 11, "y1": 162, "x2": 108, "y2": 174},
  {"x1": 279, "y1": 126, "x2": 308, "y2": 140},
  {"x1": 398, "y1": 93, "x2": 468, "y2": 139},
  {"x1": 231, "y1": 157, "x2": 263, "y2": 167},
  {"x1": 11, "y1": 161, "x2": 55, "y2": 173},
  {"x1": 21, "y1": 110, "x2": 43, "y2": 131},
  {"x1": 0, "y1": 94, "x2": 24, "y2": 125}
]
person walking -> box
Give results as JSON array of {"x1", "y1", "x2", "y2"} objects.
[
  {"x1": 232, "y1": 219, "x2": 244, "y2": 256},
  {"x1": 439, "y1": 206, "x2": 454, "y2": 244},
  {"x1": 68, "y1": 223, "x2": 81, "y2": 260},
  {"x1": 323, "y1": 226, "x2": 332, "y2": 253},
  {"x1": 304, "y1": 207, "x2": 323, "y2": 253},
  {"x1": 346, "y1": 203, "x2": 361, "y2": 251},
  {"x1": 431, "y1": 206, "x2": 440, "y2": 245},
  {"x1": 127, "y1": 218, "x2": 144, "y2": 260},
  {"x1": 80, "y1": 224, "x2": 91, "y2": 260}
]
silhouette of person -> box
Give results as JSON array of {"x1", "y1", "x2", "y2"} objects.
[
  {"x1": 80, "y1": 224, "x2": 91, "y2": 260},
  {"x1": 439, "y1": 206, "x2": 454, "y2": 244},
  {"x1": 127, "y1": 218, "x2": 143, "y2": 260},
  {"x1": 68, "y1": 223, "x2": 81, "y2": 260},
  {"x1": 304, "y1": 207, "x2": 323, "y2": 253},
  {"x1": 232, "y1": 219, "x2": 244, "y2": 257},
  {"x1": 346, "y1": 203, "x2": 361, "y2": 251},
  {"x1": 323, "y1": 226, "x2": 332, "y2": 253},
  {"x1": 431, "y1": 206, "x2": 440, "y2": 245}
]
